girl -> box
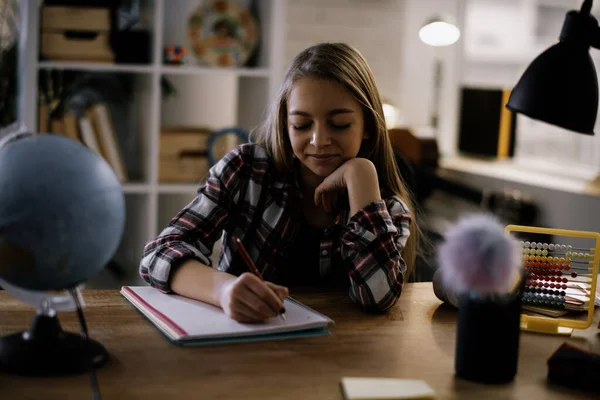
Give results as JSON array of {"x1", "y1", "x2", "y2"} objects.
[{"x1": 140, "y1": 43, "x2": 418, "y2": 322}]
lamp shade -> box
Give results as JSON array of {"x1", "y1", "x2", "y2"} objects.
[
  {"x1": 506, "y1": 6, "x2": 599, "y2": 135},
  {"x1": 506, "y1": 42, "x2": 598, "y2": 135},
  {"x1": 419, "y1": 17, "x2": 461, "y2": 47}
]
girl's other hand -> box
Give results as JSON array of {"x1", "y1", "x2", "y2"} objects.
[
  {"x1": 218, "y1": 272, "x2": 289, "y2": 323},
  {"x1": 314, "y1": 158, "x2": 377, "y2": 212}
]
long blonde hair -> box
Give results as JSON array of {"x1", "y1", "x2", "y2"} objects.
[{"x1": 252, "y1": 43, "x2": 419, "y2": 277}]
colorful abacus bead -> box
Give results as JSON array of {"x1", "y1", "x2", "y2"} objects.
[{"x1": 522, "y1": 293, "x2": 565, "y2": 309}]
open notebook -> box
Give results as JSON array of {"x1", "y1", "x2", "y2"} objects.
[{"x1": 121, "y1": 286, "x2": 334, "y2": 345}]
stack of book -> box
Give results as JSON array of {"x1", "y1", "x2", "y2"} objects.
[{"x1": 39, "y1": 102, "x2": 127, "y2": 182}]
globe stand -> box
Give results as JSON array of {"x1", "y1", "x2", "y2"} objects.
[{"x1": 0, "y1": 311, "x2": 109, "y2": 376}]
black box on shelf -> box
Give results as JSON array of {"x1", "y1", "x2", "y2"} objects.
[
  {"x1": 110, "y1": 30, "x2": 151, "y2": 64},
  {"x1": 458, "y1": 87, "x2": 517, "y2": 158}
]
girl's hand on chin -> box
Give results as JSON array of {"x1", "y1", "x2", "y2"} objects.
[{"x1": 314, "y1": 158, "x2": 377, "y2": 212}]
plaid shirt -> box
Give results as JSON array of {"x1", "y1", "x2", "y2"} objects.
[{"x1": 140, "y1": 144, "x2": 412, "y2": 311}]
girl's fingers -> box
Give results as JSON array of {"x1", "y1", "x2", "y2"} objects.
[
  {"x1": 244, "y1": 275, "x2": 285, "y2": 315},
  {"x1": 230, "y1": 275, "x2": 277, "y2": 320},
  {"x1": 265, "y1": 282, "x2": 289, "y2": 301},
  {"x1": 314, "y1": 187, "x2": 321, "y2": 206},
  {"x1": 322, "y1": 192, "x2": 338, "y2": 212},
  {"x1": 314, "y1": 178, "x2": 330, "y2": 206},
  {"x1": 229, "y1": 304, "x2": 264, "y2": 323},
  {"x1": 235, "y1": 294, "x2": 273, "y2": 320},
  {"x1": 225, "y1": 283, "x2": 269, "y2": 322},
  {"x1": 332, "y1": 192, "x2": 338, "y2": 208}
]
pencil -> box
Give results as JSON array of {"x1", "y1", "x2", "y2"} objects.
[{"x1": 232, "y1": 235, "x2": 286, "y2": 320}]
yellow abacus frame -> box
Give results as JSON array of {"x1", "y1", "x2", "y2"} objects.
[{"x1": 505, "y1": 224, "x2": 599, "y2": 336}]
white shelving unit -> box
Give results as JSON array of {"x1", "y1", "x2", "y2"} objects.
[
  {"x1": 22, "y1": 0, "x2": 287, "y2": 287},
  {"x1": 462, "y1": 0, "x2": 582, "y2": 86}
]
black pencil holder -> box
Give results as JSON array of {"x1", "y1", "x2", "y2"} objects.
[{"x1": 455, "y1": 292, "x2": 522, "y2": 384}]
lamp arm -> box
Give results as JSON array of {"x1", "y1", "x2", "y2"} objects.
[
  {"x1": 581, "y1": 0, "x2": 600, "y2": 49},
  {"x1": 582, "y1": 0, "x2": 592, "y2": 15},
  {"x1": 561, "y1": 1, "x2": 600, "y2": 49}
]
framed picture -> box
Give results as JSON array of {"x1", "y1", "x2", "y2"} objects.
[{"x1": 187, "y1": 0, "x2": 258, "y2": 67}]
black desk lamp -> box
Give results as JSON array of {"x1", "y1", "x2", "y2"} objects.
[{"x1": 506, "y1": 0, "x2": 598, "y2": 135}]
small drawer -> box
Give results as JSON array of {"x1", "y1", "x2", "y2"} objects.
[
  {"x1": 41, "y1": 6, "x2": 111, "y2": 32},
  {"x1": 159, "y1": 128, "x2": 212, "y2": 157},
  {"x1": 159, "y1": 155, "x2": 210, "y2": 183},
  {"x1": 159, "y1": 128, "x2": 212, "y2": 182},
  {"x1": 41, "y1": 31, "x2": 114, "y2": 62}
]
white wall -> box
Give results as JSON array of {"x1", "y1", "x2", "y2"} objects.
[{"x1": 285, "y1": 0, "x2": 406, "y2": 115}]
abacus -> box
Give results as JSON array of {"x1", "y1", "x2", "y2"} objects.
[{"x1": 505, "y1": 225, "x2": 599, "y2": 336}]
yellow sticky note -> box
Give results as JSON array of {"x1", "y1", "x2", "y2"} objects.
[{"x1": 340, "y1": 377, "x2": 435, "y2": 400}]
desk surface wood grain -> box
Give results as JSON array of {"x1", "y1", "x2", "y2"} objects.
[{"x1": 0, "y1": 283, "x2": 598, "y2": 400}]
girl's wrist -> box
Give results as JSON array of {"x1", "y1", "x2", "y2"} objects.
[
  {"x1": 213, "y1": 272, "x2": 238, "y2": 307},
  {"x1": 215, "y1": 278, "x2": 233, "y2": 309},
  {"x1": 343, "y1": 158, "x2": 377, "y2": 183},
  {"x1": 345, "y1": 158, "x2": 378, "y2": 191},
  {"x1": 345, "y1": 158, "x2": 381, "y2": 215},
  {"x1": 171, "y1": 258, "x2": 237, "y2": 308}
]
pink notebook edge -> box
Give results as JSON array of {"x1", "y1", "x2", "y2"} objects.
[{"x1": 121, "y1": 286, "x2": 188, "y2": 337}]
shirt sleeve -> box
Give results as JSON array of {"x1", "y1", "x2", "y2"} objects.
[
  {"x1": 339, "y1": 196, "x2": 412, "y2": 312},
  {"x1": 138, "y1": 145, "x2": 247, "y2": 292}
]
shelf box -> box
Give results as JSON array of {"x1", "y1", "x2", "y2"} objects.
[
  {"x1": 40, "y1": 5, "x2": 114, "y2": 63},
  {"x1": 41, "y1": 32, "x2": 114, "y2": 63},
  {"x1": 158, "y1": 126, "x2": 240, "y2": 182},
  {"x1": 41, "y1": 6, "x2": 111, "y2": 32},
  {"x1": 39, "y1": 2, "x2": 156, "y2": 64},
  {"x1": 159, "y1": 127, "x2": 211, "y2": 183}
]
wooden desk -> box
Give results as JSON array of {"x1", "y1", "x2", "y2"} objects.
[{"x1": 0, "y1": 283, "x2": 598, "y2": 399}]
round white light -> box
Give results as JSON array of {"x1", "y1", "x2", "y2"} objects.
[
  {"x1": 382, "y1": 103, "x2": 398, "y2": 129},
  {"x1": 419, "y1": 21, "x2": 460, "y2": 47}
]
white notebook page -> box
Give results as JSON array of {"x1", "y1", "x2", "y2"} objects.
[{"x1": 122, "y1": 286, "x2": 333, "y2": 340}]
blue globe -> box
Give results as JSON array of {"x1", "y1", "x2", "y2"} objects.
[{"x1": 0, "y1": 133, "x2": 126, "y2": 290}]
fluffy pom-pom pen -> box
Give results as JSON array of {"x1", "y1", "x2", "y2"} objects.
[
  {"x1": 437, "y1": 213, "x2": 522, "y2": 296},
  {"x1": 434, "y1": 213, "x2": 525, "y2": 384}
]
